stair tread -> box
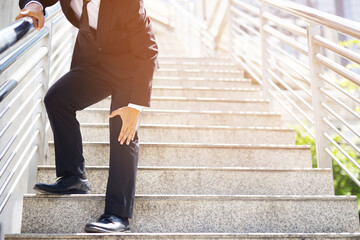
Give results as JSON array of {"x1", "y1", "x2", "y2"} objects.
[
  {"x1": 49, "y1": 141, "x2": 310, "y2": 149},
  {"x1": 38, "y1": 165, "x2": 329, "y2": 171},
  {"x1": 23, "y1": 194, "x2": 356, "y2": 200},
  {"x1": 79, "y1": 123, "x2": 293, "y2": 131},
  {"x1": 7, "y1": 232, "x2": 360, "y2": 239}
]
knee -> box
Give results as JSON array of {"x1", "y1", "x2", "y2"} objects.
[{"x1": 44, "y1": 89, "x2": 58, "y2": 111}]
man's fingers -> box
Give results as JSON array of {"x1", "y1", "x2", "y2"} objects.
[
  {"x1": 127, "y1": 130, "x2": 136, "y2": 145},
  {"x1": 37, "y1": 14, "x2": 44, "y2": 29},
  {"x1": 31, "y1": 17, "x2": 38, "y2": 29},
  {"x1": 109, "y1": 109, "x2": 121, "y2": 118},
  {"x1": 120, "y1": 127, "x2": 132, "y2": 145}
]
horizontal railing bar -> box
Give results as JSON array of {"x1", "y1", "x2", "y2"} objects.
[
  {"x1": 269, "y1": 89, "x2": 315, "y2": 139},
  {"x1": 320, "y1": 88, "x2": 360, "y2": 120},
  {"x1": 316, "y1": 53, "x2": 360, "y2": 86},
  {"x1": 268, "y1": 52, "x2": 313, "y2": 98},
  {"x1": 0, "y1": 17, "x2": 33, "y2": 55},
  {"x1": 230, "y1": 6, "x2": 260, "y2": 28},
  {"x1": 49, "y1": 58, "x2": 71, "y2": 85},
  {"x1": 258, "y1": 0, "x2": 360, "y2": 39},
  {"x1": 263, "y1": 12, "x2": 307, "y2": 38},
  {"x1": 0, "y1": 135, "x2": 39, "y2": 213},
  {"x1": 232, "y1": 40, "x2": 262, "y2": 79},
  {"x1": 0, "y1": 80, "x2": 18, "y2": 103},
  {"x1": 5, "y1": 45, "x2": 47, "y2": 86},
  {"x1": 322, "y1": 117, "x2": 360, "y2": 155},
  {"x1": 0, "y1": 27, "x2": 48, "y2": 73},
  {"x1": 269, "y1": 62, "x2": 313, "y2": 110},
  {"x1": 313, "y1": 35, "x2": 360, "y2": 66},
  {"x1": 231, "y1": 17, "x2": 261, "y2": 37},
  {"x1": 0, "y1": 97, "x2": 42, "y2": 161},
  {"x1": 266, "y1": 38, "x2": 310, "y2": 79},
  {"x1": 324, "y1": 132, "x2": 360, "y2": 170},
  {"x1": 0, "y1": 152, "x2": 14, "y2": 180},
  {"x1": 268, "y1": 69, "x2": 315, "y2": 125},
  {"x1": 0, "y1": 81, "x2": 42, "y2": 138},
  {"x1": 320, "y1": 74, "x2": 360, "y2": 105},
  {"x1": 325, "y1": 147, "x2": 360, "y2": 188},
  {"x1": 264, "y1": 24, "x2": 308, "y2": 56},
  {"x1": 232, "y1": 0, "x2": 260, "y2": 16},
  {"x1": 0, "y1": 68, "x2": 43, "y2": 118},
  {"x1": 0, "y1": 113, "x2": 40, "y2": 198},
  {"x1": 231, "y1": 51, "x2": 263, "y2": 85},
  {"x1": 322, "y1": 102, "x2": 360, "y2": 139},
  {"x1": 50, "y1": 32, "x2": 73, "y2": 61}
]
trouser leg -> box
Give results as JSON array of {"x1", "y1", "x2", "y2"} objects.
[
  {"x1": 44, "y1": 66, "x2": 111, "y2": 178},
  {"x1": 105, "y1": 79, "x2": 141, "y2": 218}
]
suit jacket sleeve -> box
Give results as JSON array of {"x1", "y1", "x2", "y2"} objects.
[
  {"x1": 19, "y1": 0, "x2": 58, "y2": 15},
  {"x1": 125, "y1": 0, "x2": 159, "y2": 107}
]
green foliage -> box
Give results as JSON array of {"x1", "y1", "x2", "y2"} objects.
[
  {"x1": 291, "y1": 123, "x2": 360, "y2": 216},
  {"x1": 338, "y1": 39, "x2": 360, "y2": 48},
  {"x1": 337, "y1": 39, "x2": 360, "y2": 92}
]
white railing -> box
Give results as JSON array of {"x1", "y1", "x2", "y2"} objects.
[
  {"x1": 0, "y1": 3, "x2": 76, "y2": 237},
  {"x1": 168, "y1": 0, "x2": 360, "y2": 187},
  {"x1": 228, "y1": 0, "x2": 360, "y2": 186}
]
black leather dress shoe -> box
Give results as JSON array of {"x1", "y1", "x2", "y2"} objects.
[
  {"x1": 84, "y1": 214, "x2": 131, "y2": 233},
  {"x1": 33, "y1": 175, "x2": 90, "y2": 194}
]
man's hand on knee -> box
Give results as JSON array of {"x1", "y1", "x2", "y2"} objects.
[
  {"x1": 15, "y1": 2, "x2": 44, "y2": 31},
  {"x1": 110, "y1": 106, "x2": 141, "y2": 145}
]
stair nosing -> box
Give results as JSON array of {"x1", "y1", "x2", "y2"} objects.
[
  {"x1": 23, "y1": 194, "x2": 357, "y2": 201},
  {"x1": 37, "y1": 165, "x2": 332, "y2": 172},
  {"x1": 79, "y1": 123, "x2": 294, "y2": 132},
  {"x1": 6, "y1": 232, "x2": 360, "y2": 238},
  {"x1": 48, "y1": 141, "x2": 310, "y2": 149},
  {"x1": 83, "y1": 108, "x2": 281, "y2": 116}
]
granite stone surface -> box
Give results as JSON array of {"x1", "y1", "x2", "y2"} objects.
[
  {"x1": 21, "y1": 195, "x2": 360, "y2": 234},
  {"x1": 154, "y1": 68, "x2": 244, "y2": 78},
  {"x1": 78, "y1": 109, "x2": 281, "y2": 127},
  {"x1": 37, "y1": 166, "x2": 334, "y2": 195},
  {"x1": 76, "y1": 124, "x2": 295, "y2": 144},
  {"x1": 152, "y1": 77, "x2": 253, "y2": 88},
  {"x1": 6, "y1": 232, "x2": 360, "y2": 239},
  {"x1": 47, "y1": 142, "x2": 312, "y2": 168},
  {"x1": 92, "y1": 97, "x2": 270, "y2": 111}
]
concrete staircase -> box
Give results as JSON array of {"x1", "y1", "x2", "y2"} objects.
[{"x1": 6, "y1": 59, "x2": 360, "y2": 238}]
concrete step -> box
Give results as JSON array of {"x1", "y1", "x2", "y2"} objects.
[
  {"x1": 6, "y1": 232, "x2": 360, "y2": 240},
  {"x1": 37, "y1": 166, "x2": 334, "y2": 195},
  {"x1": 159, "y1": 61, "x2": 241, "y2": 70},
  {"x1": 21, "y1": 194, "x2": 360, "y2": 233},
  {"x1": 91, "y1": 97, "x2": 270, "y2": 111},
  {"x1": 77, "y1": 109, "x2": 282, "y2": 127},
  {"x1": 152, "y1": 77, "x2": 254, "y2": 88},
  {"x1": 46, "y1": 142, "x2": 312, "y2": 168},
  {"x1": 73, "y1": 124, "x2": 295, "y2": 144},
  {"x1": 149, "y1": 86, "x2": 262, "y2": 98},
  {"x1": 154, "y1": 68, "x2": 244, "y2": 78}
]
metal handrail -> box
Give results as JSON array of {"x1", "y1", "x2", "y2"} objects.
[
  {"x1": 227, "y1": 0, "x2": 360, "y2": 187},
  {"x1": 258, "y1": 0, "x2": 360, "y2": 39},
  {"x1": 0, "y1": 2, "x2": 77, "y2": 236}
]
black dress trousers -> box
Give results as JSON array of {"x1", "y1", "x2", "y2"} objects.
[{"x1": 44, "y1": 5, "x2": 140, "y2": 218}]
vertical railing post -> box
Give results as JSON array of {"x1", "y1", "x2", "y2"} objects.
[
  {"x1": 259, "y1": 4, "x2": 271, "y2": 99},
  {"x1": 307, "y1": 22, "x2": 332, "y2": 169},
  {"x1": 228, "y1": 0, "x2": 234, "y2": 60}
]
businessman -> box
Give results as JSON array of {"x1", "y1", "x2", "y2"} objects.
[{"x1": 16, "y1": 0, "x2": 158, "y2": 233}]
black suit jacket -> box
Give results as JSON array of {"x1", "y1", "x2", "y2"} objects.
[{"x1": 19, "y1": 0, "x2": 159, "y2": 107}]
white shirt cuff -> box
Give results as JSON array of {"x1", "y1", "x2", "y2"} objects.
[
  {"x1": 24, "y1": 1, "x2": 43, "y2": 10},
  {"x1": 128, "y1": 103, "x2": 144, "y2": 112}
]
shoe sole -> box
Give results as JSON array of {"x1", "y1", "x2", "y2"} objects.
[
  {"x1": 33, "y1": 186, "x2": 90, "y2": 195},
  {"x1": 84, "y1": 226, "x2": 131, "y2": 233}
]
